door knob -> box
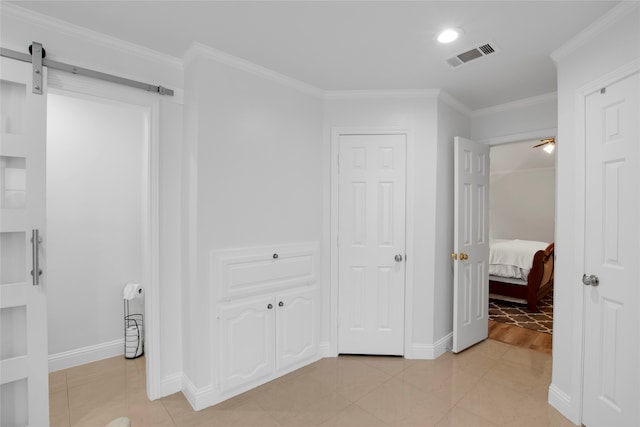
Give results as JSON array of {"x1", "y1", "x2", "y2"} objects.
[
  {"x1": 459, "y1": 253, "x2": 468, "y2": 260},
  {"x1": 395, "y1": 254, "x2": 403, "y2": 262},
  {"x1": 582, "y1": 274, "x2": 599, "y2": 287},
  {"x1": 451, "y1": 253, "x2": 458, "y2": 260}
]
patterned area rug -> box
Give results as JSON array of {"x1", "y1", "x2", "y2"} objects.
[{"x1": 489, "y1": 293, "x2": 553, "y2": 334}]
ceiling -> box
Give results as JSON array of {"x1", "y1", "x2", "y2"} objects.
[{"x1": 9, "y1": 1, "x2": 618, "y2": 109}]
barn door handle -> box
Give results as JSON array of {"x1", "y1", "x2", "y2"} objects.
[
  {"x1": 582, "y1": 274, "x2": 599, "y2": 287},
  {"x1": 30, "y1": 229, "x2": 43, "y2": 286}
]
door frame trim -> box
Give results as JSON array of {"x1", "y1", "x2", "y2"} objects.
[
  {"x1": 47, "y1": 70, "x2": 163, "y2": 400},
  {"x1": 329, "y1": 127, "x2": 415, "y2": 356},
  {"x1": 568, "y1": 59, "x2": 640, "y2": 424}
]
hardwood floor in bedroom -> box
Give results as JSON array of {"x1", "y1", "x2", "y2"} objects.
[{"x1": 488, "y1": 320, "x2": 552, "y2": 354}]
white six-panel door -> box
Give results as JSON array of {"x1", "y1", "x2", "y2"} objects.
[
  {"x1": 582, "y1": 72, "x2": 639, "y2": 427},
  {"x1": 452, "y1": 136, "x2": 490, "y2": 353},
  {"x1": 338, "y1": 133, "x2": 406, "y2": 355},
  {"x1": 0, "y1": 57, "x2": 49, "y2": 425}
]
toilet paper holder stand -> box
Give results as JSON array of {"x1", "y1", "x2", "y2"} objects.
[{"x1": 124, "y1": 299, "x2": 144, "y2": 359}]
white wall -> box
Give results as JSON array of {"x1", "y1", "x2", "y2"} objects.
[
  {"x1": 551, "y1": 4, "x2": 640, "y2": 423},
  {"x1": 490, "y1": 167, "x2": 555, "y2": 243},
  {"x1": 323, "y1": 93, "x2": 470, "y2": 354},
  {"x1": 1, "y1": 2, "x2": 184, "y2": 393},
  {"x1": 434, "y1": 99, "x2": 471, "y2": 342},
  {"x1": 471, "y1": 93, "x2": 557, "y2": 143},
  {"x1": 47, "y1": 93, "x2": 144, "y2": 355},
  {"x1": 181, "y1": 45, "x2": 323, "y2": 400},
  {"x1": 158, "y1": 99, "x2": 184, "y2": 390}
]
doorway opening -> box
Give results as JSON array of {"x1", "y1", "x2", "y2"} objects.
[
  {"x1": 45, "y1": 89, "x2": 152, "y2": 389},
  {"x1": 487, "y1": 139, "x2": 556, "y2": 353}
]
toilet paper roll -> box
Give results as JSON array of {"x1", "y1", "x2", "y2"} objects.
[{"x1": 123, "y1": 283, "x2": 143, "y2": 300}]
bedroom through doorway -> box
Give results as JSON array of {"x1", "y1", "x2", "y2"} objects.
[{"x1": 487, "y1": 140, "x2": 556, "y2": 353}]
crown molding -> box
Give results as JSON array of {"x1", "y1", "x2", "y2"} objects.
[
  {"x1": 478, "y1": 127, "x2": 557, "y2": 146},
  {"x1": 323, "y1": 89, "x2": 440, "y2": 100},
  {"x1": 1, "y1": 2, "x2": 183, "y2": 70},
  {"x1": 323, "y1": 89, "x2": 471, "y2": 116},
  {"x1": 437, "y1": 90, "x2": 472, "y2": 117},
  {"x1": 471, "y1": 92, "x2": 557, "y2": 117},
  {"x1": 551, "y1": 1, "x2": 640, "y2": 63},
  {"x1": 184, "y1": 42, "x2": 324, "y2": 98}
]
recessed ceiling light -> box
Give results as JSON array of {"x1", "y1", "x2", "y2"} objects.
[{"x1": 437, "y1": 28, "x2": 460, "y2": 44}]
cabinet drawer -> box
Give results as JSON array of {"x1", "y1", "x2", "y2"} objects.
[{"x1": 212, "y1": 242, "x2": 319, "y2": 301}]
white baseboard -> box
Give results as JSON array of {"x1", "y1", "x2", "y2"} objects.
[
  {"x1": 48, "y1": 339, "x2": 124, "y2": 372},
  {"x1": 182, "y1": 374, "x2": 216, "y2": 411},
  {"x1": 406, "y1": 333, "x2": 452, "y2": 359},
  {"x1": 319, "y1": 341, "x2": 332, "y2": 358},
  {"x1": 160, "y1": 372, "x2": 183, "y2": 398},
  {"x1": 548, "y1": 384, "x2": 580, "y2": 425}
]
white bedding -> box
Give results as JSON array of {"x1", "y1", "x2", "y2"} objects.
[
  {"x1": 489, "y1": 263, "x2": 529, "y2": 280},
  {"x1": 489, "y1": 239, "x2": 549, "y2": 281}
]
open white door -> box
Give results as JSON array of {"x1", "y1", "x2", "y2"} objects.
[
  {"x1": 582, "y1": 72, "x2": 639, "y2": 427},
  {"x1": 0, "y1": 56, "x2": 49, "y2": 425},
  {"x1": 452, "y1": 136, "x2": 490, "y2": 353}
]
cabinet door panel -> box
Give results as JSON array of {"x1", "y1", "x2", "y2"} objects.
[
  {"x1": 219, "y1": 296, "x2": 274, "y2": 392},
  {"x1": 276, "y1": 288, "x2": 318, "y2": 372}
]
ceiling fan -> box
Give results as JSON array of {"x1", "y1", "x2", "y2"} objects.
[{"x1": 533, "y1": 137, "x2": 556, "y2": 153}]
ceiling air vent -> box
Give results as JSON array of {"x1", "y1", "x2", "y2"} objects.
[{"x1": 445, "y1": 43, "x2": 498, "y2": 68}]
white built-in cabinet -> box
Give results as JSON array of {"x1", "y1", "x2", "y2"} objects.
[
  {"x1": 212, "y1": 243, "x2": 319, "y2": 399},
  {"x1": 219, "y1": 287, "x2": 317, "y2": 392}
]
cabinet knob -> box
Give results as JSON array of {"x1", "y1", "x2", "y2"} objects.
[
  {"x1": 273, "y1": 253, "x2": 279, "y2": 259},
  {"x1": 278, "y1": 301, "x2": 284, "y2": 307},
  {"x1": 267, "y1": 303, "x2": 273, "y2": 309}
]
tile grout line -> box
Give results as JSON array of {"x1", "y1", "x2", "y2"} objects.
[
  {"x1": 64, "y1": 371, "x2": 71, "y2": 427},
  {"x1": 159, "y1": 395, "x2": 180, "y2": 427}
]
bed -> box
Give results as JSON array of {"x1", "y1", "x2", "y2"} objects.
[{"x1": 489, "y1": 239, "x2": 555, "y2": 312}]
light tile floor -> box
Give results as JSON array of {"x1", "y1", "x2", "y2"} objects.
[{"x1": 49, "y1": 340, "x2": 576, "y2": 427}]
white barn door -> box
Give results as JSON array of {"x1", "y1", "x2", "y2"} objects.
[
  {"x1": 582, "y1": 72, "x2": 639, "y2": 427},
  {"x1": 338, "y1": 133, "x2": 406, "y2": 355},
  {"x1": 452, "y1": 136, "x2": 490, "y2": 353},
  {"x1": 0, "y1": 57, "x2": 49, "y2": 425}
]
